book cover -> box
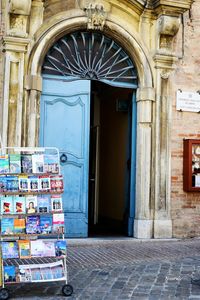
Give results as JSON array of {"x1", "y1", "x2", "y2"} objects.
[
  {"x1": 21, "y1": 154, "x2": 32, "y2": 173},
  {"x1": 2, "y1": 242, "x2": 19, "y2": 258},
  {"x1": 0, "y1": 155, "x2": 9, "y2": 174},
  {"x1": 9, "y1": 154, "x2": 21, "y2": 174},
  {"x1": 26, "y1": 195, "x2": 37, "y2": 214},
  {"x1": 1, "y1": 196, "x2": 13, "y2": 214},
  {"x1": 13, "y1": 196, "x2": 26, "y2": 214},
  {"x1": 19, "y1": 175, "x2": 29, "y2": 192},
  {"x1": 55, "y1": 240, "x2": 67, "y2": 257},
  {"x1": 50, "y1": 175, "x2": 64, "y2": 192},
  {"x1": 52, "y1": 213, "x2": 65, "y2": 234},
  {"x1": 1, "y1": 218, "x2": 14, "y2": 235},
  {"x1": 37, "y1": 195, "x2": 50, "y2": 213},
  {"x1": 18, "y1": 240, "x2": 31, "y2": 259},
  {"x1": 39, "y1": 175, "x2": 50, "y2": 191},
  {"x1": 43, "y1": 241, "x2": 55, "y2": 256},
  {"x1": 28, "y1": 175, "x2": 39, "y2": 191},
  {"x1": 6, "y1": 175, "x2": 19, "y2": 192},
  {"x1": 30, "y1": 240, "x2": 44, "y2": 257},
  {"x1": 40, "y1": 215, "x2": 52, "y2": 234},
  {"x1": 51, "y1": 195, "x2": 63, "y2": 212},
  {"x1": 44, "y1": 154, "x2": 59, "y2": 174},
  {"x1": 32, "y1": 154, "x2": 44, "y2": 174},
  {"x1": 4, "y1": 266, "x2": 16, "y2": 283},
  {"x1": 14, "y1": 218, "x2": 26, "y2": 234},
  {"x1": 0, "y1": 176, "x2": 7, "y2": 192},
  {"x1": 26, "y1": 215, "x2": 41, "y2": 234}
]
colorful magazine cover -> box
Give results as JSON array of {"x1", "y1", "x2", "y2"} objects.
[
  {"x1": 1, "y1": 218, "x2": 14, "y2": 235},
  {"x1": 51, "y1": 195, "x2": 63, "y2": 212},
  {"x1": 18, "y1": 266, "x2": 31, "y2": 282},
  {"x1": 21, "y1": 154, "x2": 32, "y2": 173},
  {"x1": 32, "y1": 154, "x2": 44, "y2": 173},
  {"x1": 9, "y1": 154, "x2": 21, "y2": 173},
  {"x1": 37, "y1": 195, "x2": 50, "y2": 213},
  {"x1": 13, "y1": 196, "x2": 26, "y2": 214},
  {"x1": 0, "y1": 176, "x2": 7, "y2": 192},
  {"x1": 2, "y1": 242, "x2": 19, "y2": 258},
  {"x1": 14, "y1": 218, "x2": 26, "y2": 234},
  {"x1": 39, "y1": 175, "x2": 50, "y2": 191},
  {"x1": 28, "y1": 175, "x2": 39, "y2": 191},
  {"x1": 52, "y1": 213, "x2": 65, "y2": 234},
  {"x1": 26, "y1": 195, "x2": 37, "y2": 213},
  {"x1": 43, "y1": 241, "x2": 56, "y2": 257},
  {"x1": 19, "y1": 175, "x2": 29, "y2": 192},
  {"x1": 50, "y1": 175, "x2": 64, "y2": 192},
  {"x1": 26, "y1": 215, "x2": 41, "y2": 234},
  {"x1": 40, "y1": 215, "x2": 52, "y2": 234},
  {"x1": 6, "y1": 175, "x2": 19, "y2": 192},
  {"x1": 44, "y1": 154, "x2": 59, "y2": 174},
  {"x1": 0, "y1": 155, "x2": 9, "y2": 174},
  {"x1": 1, "y1": 196, "x2": 13, "y2": 214},
  {"x1": 18, "y1": 240, "x2": 31, "y2": 258},
  {"x1": 55, "y1": 240, "x2": 67, "y2": 257},
  {"x1": 4, "y1": 266, "x2": 16, "y2": 283}
]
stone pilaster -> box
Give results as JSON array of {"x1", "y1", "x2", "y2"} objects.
[{"x1": 134, "y1": 87, "x2": 155, "y2": 238}]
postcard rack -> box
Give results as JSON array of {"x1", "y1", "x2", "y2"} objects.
[{"x1": 0, "y1": 146, "x2": 73, "y2": 299}]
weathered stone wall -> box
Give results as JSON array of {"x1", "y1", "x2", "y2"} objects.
[
  {"x1": 0, "y1": 0, "x2": 5, "y2": 140},
  {"x1": 171, "y1": 0, "x2": 200, "y2": 238}
]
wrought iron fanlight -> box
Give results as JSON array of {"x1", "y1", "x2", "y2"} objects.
[{"x1": 43, "y1": 31, "x2": 138, "y2": 88}]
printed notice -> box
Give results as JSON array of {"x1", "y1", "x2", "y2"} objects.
[{"x1": 176, "y1": 91, "x2": 200, "y2": 112}]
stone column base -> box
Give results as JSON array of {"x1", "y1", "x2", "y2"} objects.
[
  {"x1": 134, "y1": 219, "x2": 153, "y2": 238},
  {"x1": 154, "y1": 219, "x2": 172, "y2": 238}
]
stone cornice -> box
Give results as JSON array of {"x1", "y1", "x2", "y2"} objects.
[
  {"x1": 152, "y1": 0, "x2": 194, "y2": 16},
  {"x1": 2, "y1": 36, "x2": 30, "y2": 52}
]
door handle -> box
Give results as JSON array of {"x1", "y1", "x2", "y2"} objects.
[{"x1": 60, "y1": 153, "x2": 68, "y2": 163}]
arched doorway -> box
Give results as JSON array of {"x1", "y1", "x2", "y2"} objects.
[{"x1": 40, "y1": 31, "x2": 138, "y2": 237}]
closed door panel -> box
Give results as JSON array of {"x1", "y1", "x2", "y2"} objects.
[{"x1": 40, "y1": 77, "x2": 91, "y2": 237}]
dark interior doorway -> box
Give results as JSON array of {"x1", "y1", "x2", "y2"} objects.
[{"x1": 89, "y1": 81, "x2": 133, "y2": 236}]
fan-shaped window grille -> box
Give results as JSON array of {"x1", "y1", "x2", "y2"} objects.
[{"x1": 43, "y1": 31, "x2": 138, "y2": 88}]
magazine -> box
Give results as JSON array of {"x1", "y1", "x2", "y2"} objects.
[
  {"x1": 18, "y1": 240, "x2": 31, "y2": 258},
  {"x1": 19, "y1": 175, "x2": 29, "y2": 192},
  {"x1": 51, "y1": 195, "x2": 63, "y2": 212},
  {"x1": 0, "y1": 155, "x2": 9, "y2": 174},
  {"x1": 43, "y1": 241, "x2": 55, "y2": 256},
  {"x1": 50, "y1": 175, "x2": 64, "y2": 192},
  {"x1": 0, "y1": 176, "x2": 7, "y2": 192},
  {"x1": 14, "y1": 218, "x2": 26, "y2": 234},
  {"x1": 55, "y1": 240, "x2": 67, "y2": 257},
  {"x1": 4, "y1": 266, "x2": 16, "y2": 283},
  {"x1": 39, "y1": 175, "x2": 50, "y2": 191},
  {"x1": 18, "y1": 266, "x2": 31, "y2": 282},
  {"x1": 2, "y1": 242, "x2": 19, "y2": 258},
  {"x1": 32, "y1": 154, "x2": 44, "y2": 173},
  {"x1": 9, "y1": 154, "x2": 21, "y2": 173},
  {"x1": 26, "y1": 195, "x2": 37, "y2": 213},
  {"x1": 6, "y1": 175, "x2": 19, "y2": 192},
  {"x1": 44, "y1": 154, "x2": 59, "y2": 174},
  {"x1": 13, "y1": 196, "x2": 26, "y2": 214},
  {"x1": 1, "y1": 218, "x2": 14, "y2": 234},
  {"x1": 28, "y1": 175, "x2": 39, "y2": 191},
  {"x1": 21, "y1": 154, "x2": 32, "y2": 173},
  {"x1": 37, "y1": 195, "x2": 50, "y2": 213},
  {"x1": 1, "y1": 196, "x2": 13, "y2": 214},
  {"x1": 52, "y1": 213, "x2": 65, "y2": 234},
  {"x1": 26, "y1": 215, "x2": 41, "y2": 234},
  {"x1": 40, "y1": 215, "x2": 52, "y2": 234},
  {"x1": 30, "y1": 240, "x2": 45, "y2": 257}
]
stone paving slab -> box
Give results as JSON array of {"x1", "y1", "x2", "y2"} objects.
[{"x1": 4, "y1": 238, "x2": 200, "y2": 299}]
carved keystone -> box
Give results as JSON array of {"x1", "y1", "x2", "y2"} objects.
[{"x1": 85, "y1": 3, "x2": 106, "y2": 31}]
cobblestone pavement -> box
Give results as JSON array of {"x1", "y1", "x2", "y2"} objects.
[{"x1": 6, "y1": 238, "x2": 200, "y2": 299}]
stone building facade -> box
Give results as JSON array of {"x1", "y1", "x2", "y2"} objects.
[{"x1": 0, "y1": 0, "x2": 199, "y2": 239}]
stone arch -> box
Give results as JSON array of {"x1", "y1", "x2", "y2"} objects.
[{"x1": 26, "y1": 12, "x2": 155, "y2": 238}]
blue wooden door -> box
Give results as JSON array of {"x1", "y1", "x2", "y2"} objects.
[{"x1": 40, "y1": 76, "x2": 91, "y2": 237}]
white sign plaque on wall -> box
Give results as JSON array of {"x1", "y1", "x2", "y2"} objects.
[{"x1": 176, "y1": 91, "x2": 200, "y2": 112}]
